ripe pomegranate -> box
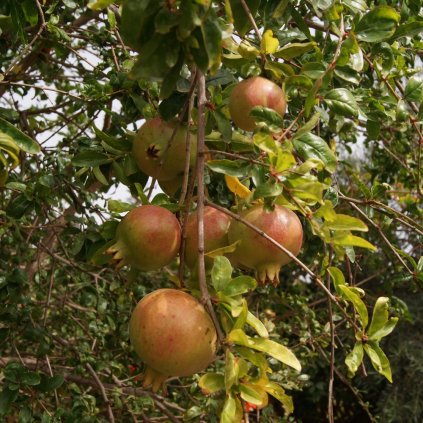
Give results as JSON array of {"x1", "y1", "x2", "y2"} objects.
[
  {"x1": 184, "y1": 206, "x2": 232, "y2": 270},
  {"x1": 229, "y1": 76, "x2": 286, "y2": 131},
  {"x1": 228, "y1": 205, "x2": 303, "y2": 285},
  {"x1": 129, "y1": 289, "x2": 217, "y2": 391},
  {"x1": 132, "y1": 117, "x2": 197, "y2": 181},
  {"x1": 107, "y1": 205, "x2": 181, "y2": 271}
]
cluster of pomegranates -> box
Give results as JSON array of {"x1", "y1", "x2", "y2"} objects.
[{"x1": 111, "y1": 76, "x2": 297, "y2": 391}]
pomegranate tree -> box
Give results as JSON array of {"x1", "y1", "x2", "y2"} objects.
[
  {"x1": 184, "y1": 206, "x2": 232, "y2": 270},
  {"x1": 132, "y1": 117, "x2": 196, "y2": 181},
  {"x1": 228, "y1": 205, "x2": 303, "y2": 285},
  {"x1": 129, "y1": 289, "x2": 217, "y2": 391},
  {"x1": 107, "y1": 205, "x2": 181, "y2": 271},
  {"x1": 229, "y1": 76, "x2": 286, "y2": 131}
]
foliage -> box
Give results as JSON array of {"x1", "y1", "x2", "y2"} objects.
[{"x1": 0, "y1": 0, "x2": 422, "y2": 422}]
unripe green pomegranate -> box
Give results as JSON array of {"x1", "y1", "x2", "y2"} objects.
[
  {"x1": 129, "y1": 289, "x2": 217, "y2": 391},
  {"x1": 184, "y1": 206, "x2": 232, "y2": 270},
  {"x1": 228, "y1": 205, "x2": 303, "y2": 285},
  {"x1": 107, "y1": 205, "x2": 181, "y2": 271},
  {"x1": 229, "y1": 76, "x2": 286, "y2": 131},
  {"x1": 132, "y1": 117, "x2": 197, "y2": 181}
]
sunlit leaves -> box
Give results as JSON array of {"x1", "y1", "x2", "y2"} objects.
[
  {"x1": 355, "y1": 6, "x2": 400, "y2": 43},
  {"x1": 324, "y1": 89, "x2": 359, "y2": 117},
  {"x1": 292, "y1": 133, "x2": 337, "y2": 173},
  {"x1": 228, "y1": 329, "x2": 301, "y2": 371}
]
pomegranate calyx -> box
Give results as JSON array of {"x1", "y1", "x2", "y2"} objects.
[
  {"x1": 142, "y1": 366, "x2": 169, "y2": 394},
  {"x1": 106, "y1": 241, "x2": 127, "y2": 270},
  {"x1": 256, "y1": 263, "x2": 281, "y2": 286}
]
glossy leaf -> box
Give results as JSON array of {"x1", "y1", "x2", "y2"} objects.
[
  {"x1": 220, "y1": 393, "x2": 243, "y2": 423},
  {"x1": 355, "y1": 6, "x2": 400, "y2": 43},
  {"x1": 404, "y1": 75, "x2": 423, "y2": 103},
  {"x1": 338, "y1": 285, "x2": 369, "y2": 328},
  {"x1": 0, "y1": 118, "x2": 40, "y2": 154},
  {"x1": 332, "y1": 232, "x2": 377, "y2": 251},
  {"x1": 246, "y1": 311, "x2": 269, "y2": 338},
  {"x1": 262, "y1": 381, "x2": 294, "y2": 415},
  {"x1": 222, "y1": 276, "x2": 257, "y2": 297},
  {"x1": 274, "y1": 42, "x2": 316, "y2": 60},
  {"x1": 207, "y1": 160, "x2": 252, "y2": 177},
  {"x1": 228, "y1": 329, "x2": 301, "y2": 371},
  {"x1": 212, "y1": 256, "x2": 233, "y2": 292},
  {"x1": 229, "y1": 0, "x2": 260, "y2": 37},
  {"x1": 324, "y1": 88, "x2": 359, "y2": 117},
  {"x1": 292, "y1": 133, "x2": 337, "y2": 173},
  {"x1": 199, "y1": 373, "x2": 225, "y2": 395},
  {"x1": 364, "y1": 341, "x2": 393, "y2": 383},
  {"x1": 323, "y1": 214, "x2": 368, "y2": 232},
  {"x1": 240, "y1": 383, "x2": 268, "y2": 406},
  {"x1": 345, "y1": 341, "x2": 364, "y2": 376}
]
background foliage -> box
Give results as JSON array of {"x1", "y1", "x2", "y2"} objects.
[{"x1": 0, "y1": 0, "x2": 422, "y2": 422}]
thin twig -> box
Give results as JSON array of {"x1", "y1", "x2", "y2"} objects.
[
  {"x1": 196, "y1": 71, "x2": 225, "y2": 344},
  {"x1": 86, "y1": 363, "x2": 115, "y2": 423}
]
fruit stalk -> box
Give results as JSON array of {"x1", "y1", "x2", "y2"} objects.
[{"x1": 196, "y1": 71, "x2": 224, "y2": 343}]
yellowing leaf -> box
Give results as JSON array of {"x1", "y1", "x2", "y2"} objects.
[
  {"x1": 224, "y1": 174, "x2": 251, "y2": 198},
  {"x1": 261, "y1": 29, "x2": 279, "y2": 55},
  {"x1": 238, "y1": 40, "x2": 260, "y2": 59},
  {"x1": 333, "y1": 232, "x2": 377, "y2": 251}
]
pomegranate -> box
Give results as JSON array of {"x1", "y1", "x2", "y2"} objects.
[
  {"x1": 129, "y1": 289, "x2": 217, "y2": 391},
  {"x1": 184, "y1": 206, "x2": 232, "y2": 270},
  {"x1": 229, "y1": 76, "x2": 286, "y2": 131},
  {"x1": 132, "y1": 117, "x2": 197, "y2": 181},
  {"x1": 107, "y1": 205, "x2": 181, "y2": 271},
  {"x1": 228, "y1": 205, "x2": 303, "y2": 285}
]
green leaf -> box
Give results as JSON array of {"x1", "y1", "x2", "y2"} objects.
[
  {"x1": 391, "y1": 20, "x2": 423, "y2": 40},
  {"x1": 262, "y1": 381, "x2": 294, "y2": 415},
  {"x1": 0, "y1": 387, "x2": 18, "y2": 415},
  {"x1": 37, "y1": 375, "x2": 65, "y2": 392},
  {"x1": 292, "y1": 133, "x2": 337, "y2": 173},
  {"x1": 355, "y1": 6, "x2": 400, "y2": 43},
  {"x1": 367, "y1": 297, "x2": 398, "y2": 341},
  {"x1": 229, "y1": 0, "x2": 260, "y2": 37},
  {"x1": 345, "y1": 342, "x2": 364, "y2": 376},
  {"x1": 343, "y1": 0, "x2": 367, "y2": 13},
  {"x1": 234, "y1": 346, "x2": 269, "y2": 371},
  {"x1": 202, "y1": 13, "x2": 222, "y2": 72},
  {"x1": 108, "y1": 200, "x2": 134, "y2": 213},
  {"x1": 225, "y1": 350, "x2": 239, "y2": 392},
  {"x1": 364, "y1": 341, "x2": 393, "y2": 383},
  {"x1": 21, "y1": 372, "x2": 40, "y2": 386},
  {"x1": 88, "y1": 0, "x2": 115, "y2": 10},
  {"x1": 332, "y1": 232, "x2": 377, "y2": 251},
  {"x1": 199, "y1": 373, "x2": 225, "y2": 395},
  {"x1": 249, "y1": 106, "x2": 284, "y2": 130},
  {"x1": 327, "y1": 266, "x2": 346, "y2": 295},
  {"x1": 324, "y1": 88, "x2": 359, "y2": 117},
  {"x1": 207, "y1": 160, "x2": 251, "y2": 177},
  {"x1": 120, "y1": 0, "x2": 160, "y2": 51},
  {"x1": 228, "y1": 329, "x2": 301, "y2": 371},
  {"x1": 253, "y1": 181, "x2": 283, "y2": 199},
  {"x1": 246, "y1": 311, "x2": 269, "y2": 338},
  {"x1": 220, "y1": 393, "x2": 243, "y2": 423},
  {"x1": 338, "y1": 285, "x2": 368, "y2": 328},
  {"x1": 323, "y1": 214, "x2": 368, "y2": 232},
  {"x1": 212, "y1": 256, "x2": 233, "y2": 292},
  {"x1": 0, "y1": 118, "x2": 40, "y2": 154},
  {"x1": 222, "y1": 276, "x2": 257, "y2": 297},
  {"x1": 253, "y1": 132, "x2": 279, "y2": 155},
  {"x1": 239, "y1": 383, "x2": 268, "y2": 406},
  {"x1": 72, "y1": 151, "x2": 112, "y2": 167},
  {"x1": 404, "y1": 75, "x2": 423, "y2": 103},
  {"x1": 274, "y1": 42, "x2": 316, "y2": 60}
]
